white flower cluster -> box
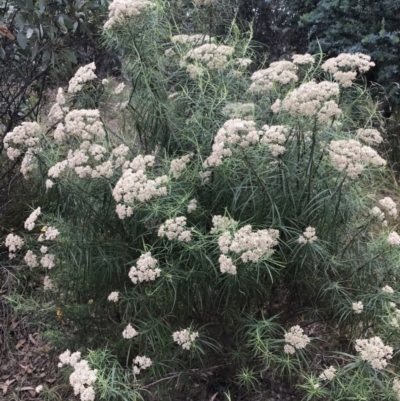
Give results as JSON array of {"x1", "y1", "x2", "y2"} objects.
[
  {"x1": 355, "y1": 336, "x2": 393, "y2": 369},
  {"x1": 24, "y1": 250, "x2": 38, "y2": 268},
  {"x1": 371, "y1": 206, "x2": 385, "y2": 221},
  {"x1": 170, "y1": 153, "x2": 193, "y2": 178},
  {"x1": 4, "y1": 122, "x2": 40, "y2": 161},
  {"x1": 235, "y1": 58, "x2": 252, "y2": 69},
  {"x1": 292, "y1": 53, "x2": 315, "y2": 65},
  {"x1": 226, "y1": 225, "x2": 279, "y2": 262},
  {"x1": 322, "y1": 53, "x2": 375, "y2": 87},
  {"x1": 187, "y1": 199, "x2": 197, "y2": 213},
  {"x1": 352, "y1": 301, "x2": 363, "y2": 314},
  {"x1": 113, "y1": 155, "x2": 168, "y2": 218},
  {"x1": 64, "y1": 109, "x2": 105, "y2": 142},
  {"x1": 35, "y1": 385, "x2": 43, "y2": 393},
  {"x1": 24, "y1": 207, "x2": 41, "y2": 231},
  {"x1": 379, "y1": 197, "x2": 398, "y2": 219},
  {"x1": 122, "y1": 323, "x2": 138, "y2": 339},
  {"x1": 38, "y1": 226, "x2": 60, "y2": 241},
  {"x1": 5, "y1": 233, "x2": 24, "y2": 259},
  {"x1": 104, "y1": 0, "x2": 155, "y2": 29},
  {"x1": 158, "y1": 216, "x2": 191, "y2": 242},
  {"x1": 356, "y1": 128, "x2": 383, "y2": 146},
  {"x1": 382, "y1": 285, "x2": 394, "y2": 294},
  {"x1": 388, "y1": 232, "x2": 400, "y2": 246},
  {"x1": 20, "y1": 148, "x2": 36, "y2": 179},
  {"x1": 298, "y1": 226, "x2": 317, "y2": 244},
  {"x1": 319, "y1": 366, "x2": 336, "y2": 381},
  {"x1": 249, "y1": 61, "x2": 298, "y2": 93},
  {"x1": 329, "y1": 139, "x2": 386, "y2": 178},
  {"x1": 40, "y1": 253, "x2": 55, "y2": 269},
  {"x1": 216, "y1": 225, "x2": 279, "y2": 275},
  {"x1": 171, "y1": 34, "x2": 211, "y2": 46},
  {"x1": 107, "y1": 291, "x2": 119, "y2": 302},
  {"x1": 68, "y1": 63, "x2": 97, "y2": 93},
  {"x1": 390, "y1": 306, "x2": 400, "y2": 328},
  {"x1": 172, "y1": 328, "x2": 199, "y2": 350},
  {"x1": 48, "y1": 88, "x2": 68, "y2": 124},
  {"x1": 58, "y1": 350, "x2": 97, "y2": 401},
  {"x1": 128, "y1": 252, "x2": 161, "y2": 284},
  {"x1": 222, "y1": 103, "x2": 255, "y2": 120},
  {"x1": 180, "y1": 44, "x2": 234, "y2": 72},
  {"x1": 203, "y1": 119, "x2": 262, "y2": 168},
  {"x1": 260, "y1": 125, "x2": 289, "y2": 157},
  {"x1": 218, "y1": 254, "x2": 237, "y2": 275},
  {"x1": 133, "y1": 355, "x2": 152, "y2": 374},
  {"x1": 271, "y1": 81, "x2": 341, "y2": 123},
  {"x1": 210, "y1": 215, "x2": 237, "y2": 234},
  {"x1": 43, "y1": 275, "x2": 53, "y2": 291},
  {"x1": 284, "y1": 325, "x2": 311, "y2": 354},
  {"x1": 52, "y1": 109, "x2": 106, "y2": 145}
]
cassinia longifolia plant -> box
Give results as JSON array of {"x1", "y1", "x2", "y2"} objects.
[{"x1": 3, "y1": 0, "x2": 400, "y2": 399}]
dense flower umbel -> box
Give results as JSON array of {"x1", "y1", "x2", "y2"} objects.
[
  {"x1": 249, "y1": 61, "x2": 298, "y2": 93},
  {"x1": 173, "y1": 328, "x2": 199, "y2": 350},
  {"x1": 133, "y1": 356, "x2": 152, "y2": 374},
  {"x1": 379, "y1": 197, "x2": 398, "y2": 219},
  {"x1": 187, "y1": 199, "x2": 197, "y2": 213},
  {"x1": 24, "y1": 250, "x2": 38, "y2": 268},
  {"x1": 170, "y1": 153, "x2": 193, "y2": 178},
  {"x1": 298, "y1": 227, "x2": 317, "y2": 244},
  {"x1": 356, "y1": 128, "x2": 383, "y2": 146},
  {"x1": 382, "y1": 285, "x2": 394, "y2": 294},
  {"x1": 180, "y1": 44, "x2": 234, "y2": 71},
  {"x1": 388, "y1": 232, "x2": 400, "y2": 246},
  {"x1": 128, "y1": 252, "x2": 161, "y2": 284},
  {"x1": 104, "y1": 0, "x2": 155, "y2": 29},
  {"x1": 322, "y1": 53, "x2": 375, "y2": 87},
  {"x1": 68, "y1": 63, "x2": 97, "y2": 93},
  {"x1": 4, "y1": 122, "x2": 40, "y2": 160},
  {"x1": 271, "y1": 81, "x2": 340, "y2": 122},
  {"x1": 319, "y1": 366, "x2": 336, "y2": 381},
  {"x1": 24, "y1": 207, "x2": 41, "y2": 231},
  {"x1": 355, "y1": 336, "x2": 393, "y2": 369},
  {"x1": 284, "y1": 325, "x2": 311, "y2": 354},
  {"x1": 203, "y1": 119, "x2": 262, "y2": 168},
  {"x1": 292, "y1": 53, "x2": 315, "y2": 65},
  {"x1": 158, "y1": 216, "x2": 191, "y2": 242},
  {"x1": 5, "y1": 233, "x2": 24, "y2": 259},
  {"x1": 122, "y1": 324, "x2": 138, "y2": 339},
  {"x1": 328, "y1": 139, "x2": 386, "y2": 178},
  {"x1": 58, "y1": 350, "x2": 97, "y2": 401},
  {"x1": 352, "y1": 301, "x2": 364, "y2": 314},
  {"x1": 107, "y1": 291, "x2": 119, "y2": 302}
]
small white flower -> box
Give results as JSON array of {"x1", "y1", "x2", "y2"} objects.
[
  {"x1": 382, "y1": 285, "x2": 394, "y2": 294},
  {"x1": 108, "y1": 291, "x2": 119, "y2": 302},
  {"x1": 35, "y1": 385, "x2": 43, "y2": 393},
  {"x1": 122, "y1": 324, "x2": 138, "y2": 339},
  {"x1": 319, "y1": 366, "x2": 336, "y2": 381},
  {"x1": 352, "y1": 301, "x2": 363, "y2": 314}
]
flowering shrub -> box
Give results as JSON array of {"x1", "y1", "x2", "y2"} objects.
[{"x1": 3, "y1": 0, "x2": 400, "y2": 399}]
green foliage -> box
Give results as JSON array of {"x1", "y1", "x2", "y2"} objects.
[{"x1": 3, "y1": 0, "x2": 400, "y2": 399}]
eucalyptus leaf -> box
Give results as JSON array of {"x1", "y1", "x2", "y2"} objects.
[{"x1": 17, "y1": 32, "x2": 27, "y2": 49}]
